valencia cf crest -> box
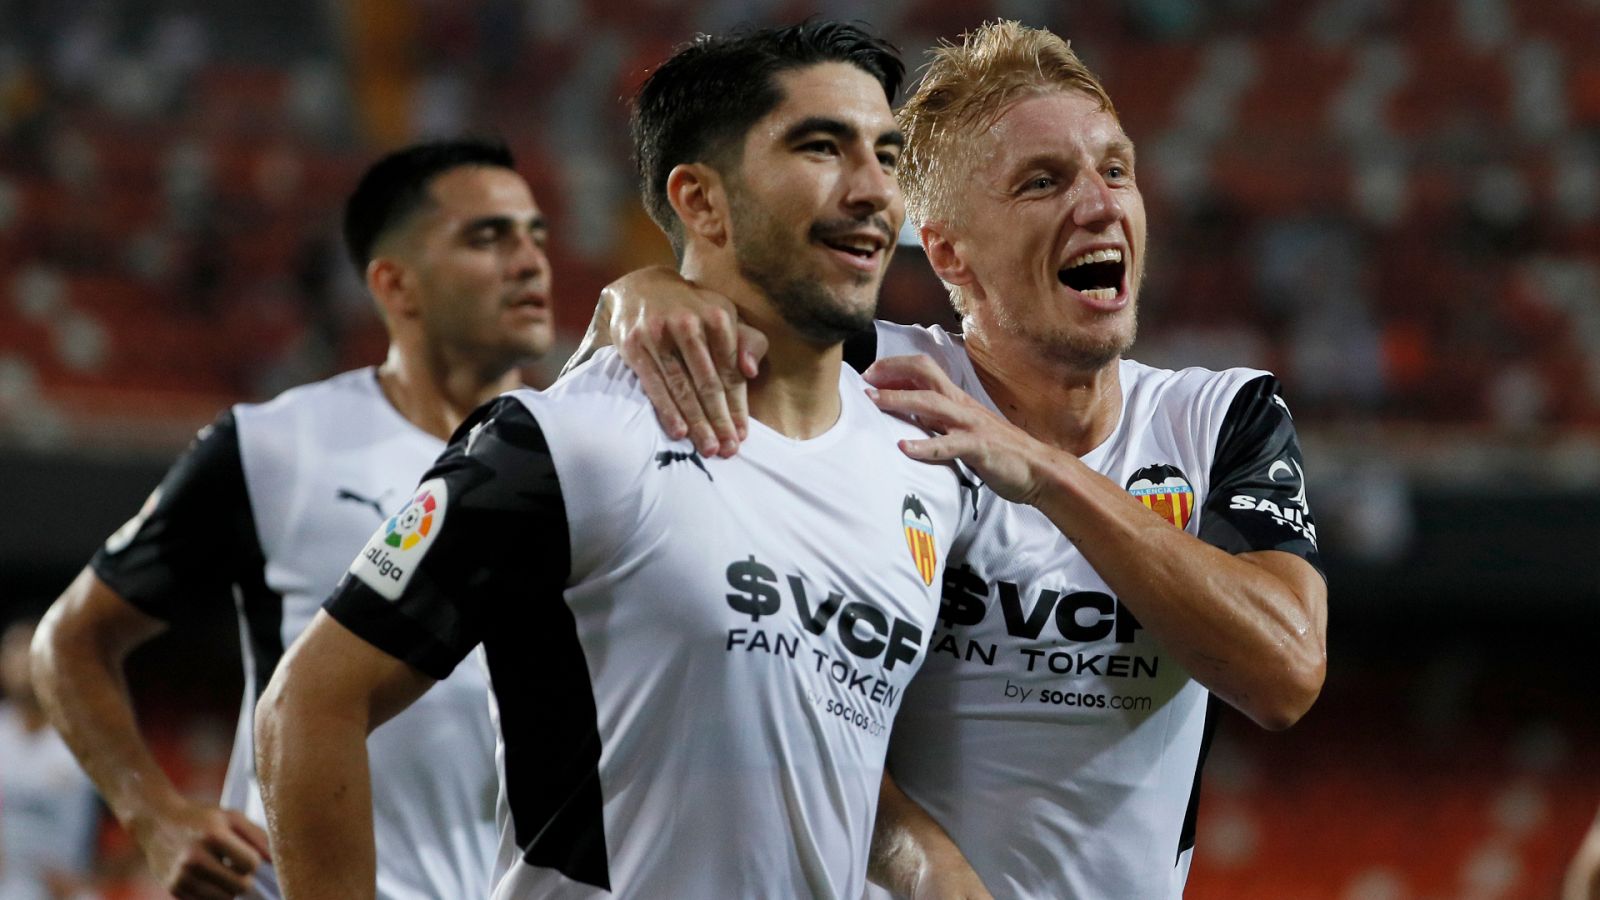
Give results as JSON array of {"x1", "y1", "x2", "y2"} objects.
[
  {"x1": 1126, "y1": 464, "x2": 1195, "y2": 530},
  {"x1": 902, "y1": 494, "x2": 937, "y2": 586}
]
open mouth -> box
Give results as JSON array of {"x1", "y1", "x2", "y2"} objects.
[
  {"x1": 819, "y1": 234, "x2": 885, "y2": 261},
  {"x1": 1057, "y1": 248, "x2": 1125, "y2": 301}
]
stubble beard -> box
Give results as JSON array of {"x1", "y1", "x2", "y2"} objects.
[
  {"x1": 728, "y1": 185, "x2": 878, "y2": 345},
  {"x1": 990, "y1": 298, "x2": 1139, "y2": 373}
]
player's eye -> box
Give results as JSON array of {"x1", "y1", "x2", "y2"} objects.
[{"x1": 800, "y1": 139, "x2": 840, "y2": 156}]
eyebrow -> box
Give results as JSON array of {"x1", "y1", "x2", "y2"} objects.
[
  {"x1": 460, "y1": 214, "x2": 547, "y2": 234},
  {"x1": 1009, "y1": 140, "x2": 1137, "y2": 176},
  {"x1": 782, "y1": 116, "x2": 904, "y2": 150}
]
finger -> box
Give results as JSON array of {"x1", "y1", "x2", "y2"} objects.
[
  {"x1": 735, "y1": 324, "x2": 769, "y2": 381},
  {"x1": 669, "y1": 313, "x2": 740, "y2": 456},
  {"x1": 726, "y1": 381, "x2": 751, "y2": 450},
  {"x1": 618, "y1": 332, "x2": 689, "y2": 440},
  {"x1": 171, "y1": 874, "x2": 235, "y2": 900},
  {"x1": 175, "y1": 850, "x2": 252, "y2": 899},
  {"x1": 227, "y1": 812, "x2": 273, "y2": 861},
  {"x1": 205, "y1": 829, "x2": 263, "y2": 876},
  {"x1": 896, "y1": 434, "x2": 970, "y2": 463},
  {"x1": 862, "y1": 354, "x2": 949, "y2": 392},
  {"x1": 865, "y1": 386, "x2": 964, "y2": 432},
  {"x1": 658, "y1": 350, "x2": 719, "y2": 457}
]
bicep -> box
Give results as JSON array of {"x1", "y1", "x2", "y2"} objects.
[
  {"x1": 272, "y1": 611, "x2": 435, "y2": 733},
  {"x1": 39, "y1": 568, "x2": 169, "y2": 667}
]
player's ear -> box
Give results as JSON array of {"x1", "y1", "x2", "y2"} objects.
[
  {"x1": 367, "y1": 257, "x2": 419, "y2": 321},
  {"x1": 921, "y1": 222, "x2": 974, "y2": 288},
  {"x1": 666, "y1": 163, "x2": 729, "y2": 247}
]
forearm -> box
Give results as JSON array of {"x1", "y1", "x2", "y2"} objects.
[
  {"x1": 1030, "y1": 457, "x2": 1325, "y2": 729},
  {"x1": 255, "y1": 691, "x2": 377, "y2": 900},
  {"x1": 869, "y1": 772, "x2": 983, "y2": 898}
]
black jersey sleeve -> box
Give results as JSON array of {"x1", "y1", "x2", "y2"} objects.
[
  {"x1": 1196, "y1": 376, "x2": 1324, "y2": 574},
  {"x1": 89, "y1": 411, "x2": 265, "y2": 621},
  {"x1": 322, "y1": 396, "x2": 571, "y2": 680}
]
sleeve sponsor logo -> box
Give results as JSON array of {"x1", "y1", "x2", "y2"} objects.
[
  {"x1": 902, "y1": 494, "x2": 937, "y2": 586},
  {"x1": 1125, "y1": 464, "x2": 1195, "y2": 529},
  {"x1": 1230, "y1": 457, "x2": 1317, "y2": 545},
  {"x1": 104, "y1": 487, "x2": 163, "y2": 555},
  {"x1": 349, "y1": 478, "x2": 448, "y2": 600}
]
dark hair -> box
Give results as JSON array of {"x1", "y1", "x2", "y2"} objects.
[
  {"x1": 631, "y1": 21, "x2": 904, "y2": 256},
  {"x1": 342, "y1": 138, "x2": 517, "y2": 276}
]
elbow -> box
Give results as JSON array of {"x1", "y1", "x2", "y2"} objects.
[
  {"x1": 253, "y1": 673, "x2": 291, "y2": 793},
  {"x1": 1249, "y1": 645, "x2": 1326, "y2": 732}
]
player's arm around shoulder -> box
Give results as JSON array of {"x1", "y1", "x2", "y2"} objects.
[
  {"x1": 865, "y1": 358, "x2": 1326, "y2": 730},
  {"x1": 255, "y1": 611, "x2": 434, "y2": 900}
]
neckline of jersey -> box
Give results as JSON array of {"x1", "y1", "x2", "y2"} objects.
[
  {"x1": 742, "y1": 364, "x2": 858, "y2": 454},
  {"x1": 362, "y1": 367, "x2": 449, "y2": 449},
  {"x1": 934, "y1": 326, "x2": 1130, "y2": 469}
]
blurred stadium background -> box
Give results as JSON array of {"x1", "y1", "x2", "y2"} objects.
[{"x1": 2, "y1": 0, "x2": 1599, "y2": 897}]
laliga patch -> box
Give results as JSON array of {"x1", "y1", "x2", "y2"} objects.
[
  {"x1": 1126, "y1": 464, "x2": 1195, "y2": 530},
  {"x1": 104, "y1": 487, "x2": 163, "y2": 555},
  {"x1": 902, "y1": 494, "x2": 938, "y2": 586},
  {"x1": 349, "y1": 478, "x2": 448, "y2": 600}
]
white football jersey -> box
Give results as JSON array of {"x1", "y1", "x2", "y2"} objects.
[
  {"x1": 326, "y1": 350, "x2": 968, "y2": 899},
  {"x1": 93, "y1": 368, "x2": 499, "y2": 900},
  {"x1": 0, "y1": 706, "x2": 98, "y2": 900},
  {"x1": 862, "y1": 323, "x2": 1322, "y2": 900}
]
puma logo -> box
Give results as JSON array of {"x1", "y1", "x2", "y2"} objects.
[
  {"x1": 336, "y1": 487, "x2": 389, "y2": 520},
  {"x1": 654, "y1": 450, "x2": 713, "y2": 482}
]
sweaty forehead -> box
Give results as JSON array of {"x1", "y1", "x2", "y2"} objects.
[
  {"x1": 424, "y1": 166, "x2": 539, "y2": 220},
  {"x1": 979, "y1": 90, "x2": 1129, "y2": 166},
  {"x1": 753, "y1": 62, "x2": 897, "y2": 140}
]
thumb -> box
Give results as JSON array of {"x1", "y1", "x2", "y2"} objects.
[{"x1": 735, "y1": 324, "x2": 769, "y2": 379}]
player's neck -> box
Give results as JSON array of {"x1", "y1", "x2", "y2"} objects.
[
  {"x1": 963, "y1": 326, "x2": 1123, "y2": 458},
  {"x1": 745, "y1": 327, "x2": 845, "y2": 441},
  {"x1": 679, "y1": 257, "x2": 843, "y2": 440},
  {"x1": 376, "y1": 344, "x2": 521, "y2": 441}
]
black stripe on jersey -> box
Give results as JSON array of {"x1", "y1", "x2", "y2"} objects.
[
  {"x1": 324, "y1": 396, "x2": 611, "y2": 890},
  {"x1": 1197, "y1": 375, "x2": 1323, "y2": 572},
  {"x1": 91, "y1": 411, "x2": 269, "y2": 622},
  {"x1": 236, "y1": 579, "x2": 285, "y2": 702},
  {"x1": 842, "y1": 326, "x2": 879, "y2": 374},
  {"x1": 1176, "y1": 693, "x2": 1220, "y2": 861}
]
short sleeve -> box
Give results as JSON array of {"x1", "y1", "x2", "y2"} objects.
[
  {"x1": 1196, "y1": 376, "x2": 1324, "y2": 574},
  {"x1": 89, "y1": 411, "x2": 264, "y2": 621},
  {"x1": 323, "y1": 395, "x2": 572, "y2": 680}
]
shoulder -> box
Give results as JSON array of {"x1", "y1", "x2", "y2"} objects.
[
  {"x1": 1122, "y1": 358, "x2": 1271, "y2": 408},
  {"x1": 524, "y1": 348, "x2": 659, "y2": 439},
  {"x1": 870, "y1": 321, "x2": 964, "y2": 362},
  {"x1": 231, "y1": 367, "x2": 389, "y2": 455},
  {"x1": 235, "y1": 367, "x2": 377, "y2": 422},
  {"x1": 1121, "y1": 359, "x2": 1277, "y2": 434}
]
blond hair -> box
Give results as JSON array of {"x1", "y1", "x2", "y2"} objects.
[{"x1": 897, "y1": 21, "x2": 1116, "y2": 228}]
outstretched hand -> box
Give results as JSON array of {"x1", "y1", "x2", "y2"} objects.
[
  {"x1": 604, "y1": 266, "x2": 767, "y2": 458},
  {"x1": 864, "y1": 354, "x2": 1052, "y2": 507}
]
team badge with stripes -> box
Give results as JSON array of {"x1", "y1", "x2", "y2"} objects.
[
  {"x1": 1126, "y1": 464, "x2": 1195, "y2": 530},
  {"x1": 902, "y1": 494, "x2": 937, "y2": 586}
]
